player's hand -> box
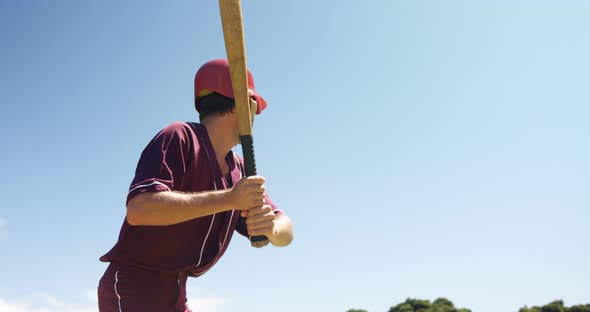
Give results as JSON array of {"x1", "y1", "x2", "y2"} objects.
[
  {"x1": 242, "y1": 205, "x2": 276, "y2": 238},
  {"x1": 229, "y1": 176, "x2": 266, "y2": 211}
]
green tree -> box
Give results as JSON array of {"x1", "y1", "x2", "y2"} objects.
[
  {"x1": 432, "y1": 298, "x2": 465, "y2": 312},
  {"x1": 519, "y1": 299, "x2": 590, "y2": 312},
  {"x1": 569, "y1": 304, "x2": 590, "y2": 312},
  {"x1": 388, "y1": 298, "x2": 470, "y2": 312},
  {"x1": 349, "y1": 297, "x2": 590, "y2": 312},
  {"x1": 407, "y1": 298, "x2": 432, "y2": 310},
  {"x1": 389, "y1": 303, "x2": 414, "y2": 312},
  {"x1": 541, "y1": 300, "x2": 565, "y2": 312},
  {"x1": 433, "y1": 298, "x2": 454, "y2": 307}
]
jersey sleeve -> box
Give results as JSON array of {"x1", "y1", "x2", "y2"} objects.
[
  {"x1": 235, "y1": 194, "x2": 284, "y2": 238},
  {"x1": 126, "y1": 122, "x2": 195, "y2": 204}
]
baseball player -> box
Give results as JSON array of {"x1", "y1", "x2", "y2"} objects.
[{"x1": 97, "y1": 59, "x2": 294, "y2": 312}]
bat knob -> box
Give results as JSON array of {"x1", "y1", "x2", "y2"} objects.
[{"x1": 250, "y1": 239, "x2": 270, "y2": 248}]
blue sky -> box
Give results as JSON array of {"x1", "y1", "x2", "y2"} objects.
[{"x1": 1, "y1": 1, "x2": 589, "y2": 311}]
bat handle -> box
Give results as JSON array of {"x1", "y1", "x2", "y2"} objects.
[
  {"x1": 240, "y1": 135, "x2": 269, "y2": 247},
  {"x1": 241, "y1": 135, "x2": 257, "y2": 177}
]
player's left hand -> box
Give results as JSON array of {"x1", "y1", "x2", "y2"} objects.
[{"x1": 241, "y1": 205, "x2": 276, "y2": 238}]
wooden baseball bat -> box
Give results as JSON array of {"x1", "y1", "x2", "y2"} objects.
[{"x1": 218, "y1": 0, "x2": 268, "y2": 248}]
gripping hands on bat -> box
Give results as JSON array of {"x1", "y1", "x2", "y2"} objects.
[{"x1": 218, "y1": 0, "x2": 269, "y2": 247}]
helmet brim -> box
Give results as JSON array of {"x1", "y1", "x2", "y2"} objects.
[{"x1": 249, "y1": 89, "x2": 267, "y2": 115}]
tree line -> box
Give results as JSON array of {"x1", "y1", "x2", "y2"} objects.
[{"x1": 346, "y1": 298, "x2": 590, "y2": 312}]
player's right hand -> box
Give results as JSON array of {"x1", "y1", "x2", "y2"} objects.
[{"x1": 228, "y1": 176, "x2": 266, "y2": 210}]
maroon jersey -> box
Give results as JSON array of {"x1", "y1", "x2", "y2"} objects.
[{"x1": 100, "y1": 122, "x2": 282, "y2": 277}]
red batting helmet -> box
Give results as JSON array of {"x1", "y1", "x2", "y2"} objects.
[{"x1": 194, "y1": 59, "x2": 267, "y2": 114}]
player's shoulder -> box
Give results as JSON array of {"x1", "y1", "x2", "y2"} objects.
[
  {"x1": 159, "y1": 121, "x2": 196, "y2": 137},
  {"x1": 162, "y1": 121, "x2": 192, "y2": 131}
]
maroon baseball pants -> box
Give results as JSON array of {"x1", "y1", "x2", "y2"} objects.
[{"x1": 98, "y1": 263, "x2": 192, "y2": 312}]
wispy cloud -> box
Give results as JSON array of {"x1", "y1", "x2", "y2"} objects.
[
  {"x1": 186, "y1": 287, "x2": 233, "y2": 312},
  {"x1": 0, "y1": 288, "x2": 231, "y2": 312},
  {"x1": 0, "y1": 292, "x2": 96, "y2": 312},
  {"x1": 0, "y1": 218, "x2": 6, "y2": 240}
]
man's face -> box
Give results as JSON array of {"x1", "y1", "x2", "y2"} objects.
[{"x1": 231, "y1": 96, "x2": 258, "y2": 146}]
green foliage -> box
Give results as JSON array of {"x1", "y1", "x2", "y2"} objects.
[
  {"x1": 389, "y1": 298, "x2": 430, "y2": 312},
  {"x1": 433, "y1": 298, "x2": 454, "y2": 307},
  {"x1": 349, "y1": 298, "x2": 589, "y2": 312},
  {"x1": 519, "y1": 300, "x2": 590, "y2": 312},
  {"x1": 407, "y1": 298, "x2": 432, "y2": 310},
  {"x1": 432, "y1": 298, "x2": 468, "y2": 312},
  {"x1": 388, "y1": 297, "x2": 470, "y2": 312},
  {"x1": 569, "y1": 305, "x2": 590, "y2": 312},
  {"x1": 389, "y1": 303, "x2": 414, "y2": 312}
]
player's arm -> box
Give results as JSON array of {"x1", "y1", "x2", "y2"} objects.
[
  {"x1": 127, "y1": 176, "x2": 266, "y2": 226},
  {"x1": 126, "y1": 189, "x2": 230, "y2": 226},
  {"x1": 242, "y1": 205, "x2": 293, "y2": 247}
]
